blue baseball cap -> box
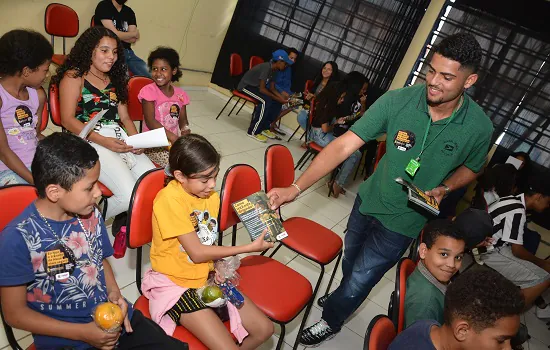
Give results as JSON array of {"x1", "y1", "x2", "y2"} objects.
[{"x1": 272, "y1": 49, "x2": 294, "y2": 65}]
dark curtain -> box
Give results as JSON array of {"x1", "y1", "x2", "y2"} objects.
[{"x1": 211, "y1": 0, "x2": 430, "y2": 105}]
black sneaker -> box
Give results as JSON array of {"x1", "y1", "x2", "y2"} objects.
[
  {"x1": 317, "y1": 292, "x2": 332, "y2": 308},
  {"x1": 300, "y1": 319, "x2": 336, "y2": 347}
]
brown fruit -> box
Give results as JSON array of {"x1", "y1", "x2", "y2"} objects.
[{"x1": 94, "y1": 302, "x2": 123, "y2": 331}]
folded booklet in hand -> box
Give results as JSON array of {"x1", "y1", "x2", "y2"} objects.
[
  {"x1": 395, "y1": 177, "x2": 440, "y2": 216},
  {"x1": 232, "y1": 191, "x2": 288, "y2": 242}
]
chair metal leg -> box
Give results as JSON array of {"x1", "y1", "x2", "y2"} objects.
[
  {"x1": 231, "y1": 226, "x2": 237, "y2": 247},
  {"x1": 268, "y1": 243, "x2": 283, "y2": 258},
  {"x1": 287, "y1": 125, "x2": 301, "y2": 142},
  {"x1": 324, "y1": 251, "x2": 342, "y2": 297},
  {"x1": 299, "y1": 132, "x2": 305, "y2": 141},
  {"x1": 299, "y1": 151, "x2": 315, "y2": 171},
  {"x1": 295, "y1": 149, "x2": 311, "y2": 170},
  {"x1": 277, "y1": 324, "x2": 286, "y2": 350},
  {"x1": 293, "y1": 265, "x2": 325, "y2": 350},
  {"x1": 216, "y1": 95, "x2": 234, "y2": 120},
  {"x1": 228, "y1": 97, "x2": 241, "y2": 116},
  {"x1": 236, "y1": 99, "x2": 247, "y2": 115}
]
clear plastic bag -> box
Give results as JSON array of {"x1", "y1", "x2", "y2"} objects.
[{"x1": 91, "y1": 302, "x2": 123, "y2": 333}]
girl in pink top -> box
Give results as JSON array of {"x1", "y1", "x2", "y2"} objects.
[
  {"x1": 138, "y1": 47, "x2": 190, "y2": 166},
  {"x1": 0, "y1": 30, "x2": 52, "y2": 186}
]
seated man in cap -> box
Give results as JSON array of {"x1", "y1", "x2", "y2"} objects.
[{"x1": 237, "y1": 49, "x2": 292, "y2": 142}]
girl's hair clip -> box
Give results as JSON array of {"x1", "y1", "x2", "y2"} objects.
[{"x1": 164, "y1": 165, "x2": 174, "y2": 177}]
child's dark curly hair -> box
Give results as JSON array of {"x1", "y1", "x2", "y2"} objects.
[
  {"x1": 444, "y1": 267, "x2": 524, "y2": 332},
  {"x1": 52, "y1": 27, "x2": 128, "y2": 103},
  {"x1": 0, "y1": 29, "x2": 53, "y2": 76},
  {"x1": 433, "y1": 32, "x2": 482, "y2": 73},
  {"x1": 147, "y1": 47, "x2": 182, "y2": 82}
]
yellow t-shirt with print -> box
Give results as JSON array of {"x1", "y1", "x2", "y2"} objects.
[{"x1": 151, "y1": 180, "x2": 220, "y2": 288}]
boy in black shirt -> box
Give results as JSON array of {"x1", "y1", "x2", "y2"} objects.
[{"x1": 94, "y1": 0, "x2": 150, "y2": 77}]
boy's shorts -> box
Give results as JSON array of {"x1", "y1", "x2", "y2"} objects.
[{"x1": 480, "y1": 245, "x2": 550, "y2": 289}]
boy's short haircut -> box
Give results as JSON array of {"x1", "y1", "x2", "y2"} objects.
[
  {"x1": 526, "y1": 175, "x2": 550, "y2": 197},
  {"x1": 422, "y1": 219, "x2": 464, "y2": 249},
  {"x1": 32, "y1": 133, "x2": 99, "y2": 197},
  {"x1": 454, "y1": 208, "x2": 493, "y2": 249},
  {"x1": 443, "y1": 267, "x2": 524, "y2": 331}
]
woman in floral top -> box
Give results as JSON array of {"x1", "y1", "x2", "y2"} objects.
[{"x1": 53, "y1": 27, "x2": 154, "y2": 228}]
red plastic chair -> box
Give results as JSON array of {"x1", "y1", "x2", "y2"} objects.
[
  {"x1": 0, "y1": 185, "x2": 38, "y2": 350},
  {"x1": 48, "y1": 82, "x2": 113, "y2": 216},
  {"x1": 218, "y1": 164, "x2": 313, "y2": 349},
  {"x1": 44, "y1": 3, "x2": 79, "y2": 66},
  {"x1": 216, "y1": 53, "x2": 259, "y2": 120},
  {"x1": 388, "y1": 257, "x2": 417, "y2": 333},
  {"x1": 249, "y1": 55, "x2": 264, "y2": 69},
  {"x1": 126, "y1": 168, "x2": 233, "y2": 349},
  {"x1": 363, "y1": 314, "x2": 397, "y2": 350},
  {"x1": 128, "y1": 76, "x2": 154, "y2": 132},
  {"x1": 294, "y1": 98, "x2": 324, "y2": 170},
  {"x1": 264, "y1": 144, "x2": 343, "y2": 304}
]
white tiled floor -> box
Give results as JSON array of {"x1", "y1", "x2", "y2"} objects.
[{"x1": 3, "y1": 89, "x2": 550, "y2": 349}]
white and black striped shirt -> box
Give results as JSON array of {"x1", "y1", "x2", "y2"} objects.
[{"x1": 488, "y1": 194, "x2": 526, "y2": 246}]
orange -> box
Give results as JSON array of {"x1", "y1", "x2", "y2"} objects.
[{"x1": 94, "y1": 302, "x2": 123, "y2": 332}]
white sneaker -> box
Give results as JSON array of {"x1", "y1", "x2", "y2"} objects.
[{"x1": 535, "y1": 305, "x2": 550, "y2": 319}]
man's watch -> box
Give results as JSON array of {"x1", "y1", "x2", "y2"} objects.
[{"x1": 440, "y1": 183, "x2": 451, "y2": 198}]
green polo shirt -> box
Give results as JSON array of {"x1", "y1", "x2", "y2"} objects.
[
  {"x1": 404, "y1": 267, "x2": 445, "y2": 328},
  {"x1": 350, "y1": 84, "x2": 493, "y2": 238}
]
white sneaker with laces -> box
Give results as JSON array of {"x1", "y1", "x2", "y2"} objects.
[{"x1": 536, "y1": 305, "x2": 550, "y2": 319}]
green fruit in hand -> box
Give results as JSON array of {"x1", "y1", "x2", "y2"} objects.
[{"x1": 202, "y1": 285, "x2": 223, "y2": 303}]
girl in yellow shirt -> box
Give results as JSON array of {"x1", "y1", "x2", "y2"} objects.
[{"x1": 149, "y1": 134, "x2": 274, "y2": 349}]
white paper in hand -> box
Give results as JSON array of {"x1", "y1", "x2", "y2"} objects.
[
  {"x1": 78, "y1": 109, "x2": 108, "y2": 139},
  {"x1": 505, "y1": 156, "x2": 523, "y2": 170},
  {"x1": 125, "y1": 128, "x2": 169, "y2": 149}
]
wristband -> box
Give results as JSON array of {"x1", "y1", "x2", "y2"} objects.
[
  {"x1": 440, "y1": 183, "x2": 451, "y2": 198},
  {"x1": 291, "y1": 183, "x2": 302, "y2": 197}
]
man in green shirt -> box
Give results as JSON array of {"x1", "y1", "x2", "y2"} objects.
[
  {"x1": 405, "y1": 219, "x2": 465, "y2": 328},
  {"x1": 268, "y1": 32, "x2": 493, "y2": 347}
]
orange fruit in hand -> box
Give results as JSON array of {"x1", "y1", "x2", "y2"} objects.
[{"x1": 94, "y1": 302, "x2": 123, "y2": 332}]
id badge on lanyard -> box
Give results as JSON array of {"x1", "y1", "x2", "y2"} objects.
[{"x1": 406, "y1": 101, "x2": 460, "y2": 177}]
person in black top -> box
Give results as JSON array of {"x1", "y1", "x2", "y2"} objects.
[
  {"x1": 307, "y1": 72, "x2": 367, "y2": 197},
  {"x1": 94, "y1": 0, "x2": 151, "y2": 77}
]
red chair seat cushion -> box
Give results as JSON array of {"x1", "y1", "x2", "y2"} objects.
[
  {"x1": 237, "y1": 255, "x2": 312, "y2": 323},
  {"x1": 282, "y1": 217, "x2": 342, "y2": 264},
  {"x1": 98, "y1": 182, "x2": 113, "y2": 197},
  {"x1": 51, "y1": 54, "x2": 66, "y2": 66},
  {"x1": 134, "y1": 295, "x2": 233, "y2": 349},
  {"x1": 308, "y1": 142, "x2": 323, "y2": 152},
  {"x1": 232, "y1": 90, "x2": 258, "y2": 104}
]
